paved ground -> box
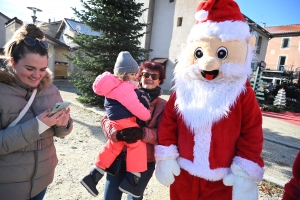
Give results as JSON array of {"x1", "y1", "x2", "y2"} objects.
[
  {"x1": 262, "y1": 111, "x2": 300, "y2": 126},
  {"x1": 53, "y1": 78, "x2": 300, "y2": 188}
]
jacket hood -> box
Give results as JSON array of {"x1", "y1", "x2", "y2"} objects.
[
  {"x1": 0, "y1": 58, "x2": 53, "y2": 90},
  {"x1": 93, "y1": 71, "x2": 122, "y2": 96}
]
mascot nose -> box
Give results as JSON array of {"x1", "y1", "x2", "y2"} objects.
[
  {"x1": 199, "y1": 57, "x2": 221, "y2": 80},
  {"x1": 201, "y1": 57, "x2": 221, "y2": 71}
]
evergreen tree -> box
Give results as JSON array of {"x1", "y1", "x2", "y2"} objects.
[{"x1": 66, "y1": 0, "x2": 151, "y2": 107}]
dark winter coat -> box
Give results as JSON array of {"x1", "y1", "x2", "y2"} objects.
[{"x1": 0, "y1": 59, "x2": 73, "y2": 199}]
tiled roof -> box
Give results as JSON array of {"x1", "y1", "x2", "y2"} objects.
[
  {"x1": 265, "y1": 24, "x2": 300, "y2": 37},
  {"x1": 45, "y1": 33, "x2": 69, "y2": 48},
  {"x1": 64, "y1": 18, "x2": 101, "y2": 36}
]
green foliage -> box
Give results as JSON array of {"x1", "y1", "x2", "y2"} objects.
[
  {"x1": 66, "y1": 0, "x2": 151, "y2": 107},
  {"x1": 261, "y1": 82, "x2": 300, "y2": 113},
  {"x1": 261, "y1": 105, "x2": 286, "y2": 113}
]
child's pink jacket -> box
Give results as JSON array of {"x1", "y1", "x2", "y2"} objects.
[{"x1": 93, "y1": 71, "x2": 150, "y2": 121}]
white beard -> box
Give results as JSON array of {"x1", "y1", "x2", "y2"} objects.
[{"x1": 173, "y1": 44, "x2": 254, "y2": 134}]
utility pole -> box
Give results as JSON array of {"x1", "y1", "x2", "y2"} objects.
[{"x1": 27, "y1": 7, "x2": 42, "y2": 23}]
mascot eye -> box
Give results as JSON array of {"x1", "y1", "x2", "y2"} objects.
[
  {"x1": 216, "y1": 47, "x2": 228, "y2": 59},
  {"x1": 194, "y1": 47, "x2": 204, "y2": 59}
]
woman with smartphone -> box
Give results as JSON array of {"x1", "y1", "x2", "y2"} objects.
[{"x1": 0, "y1": 23, "x2": 73, "y2": 200}]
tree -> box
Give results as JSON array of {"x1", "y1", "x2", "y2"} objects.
[{"x1": 66, "y1": 0, "x2": 151, "y2": 107}]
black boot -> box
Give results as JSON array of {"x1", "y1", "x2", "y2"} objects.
[
  {"x1": 118, "y1": 172, "x2": 141, "y2": 198},
  {"x1": 80, "y1": 168, "x2": 103, "y2": 196}
]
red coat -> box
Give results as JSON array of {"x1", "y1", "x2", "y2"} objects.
[
  {"x1": 157, "y1": 82, "x2": 264, "y2": 181},
  {"x1": 283, "y1": 151, "x2": 300, "y2": 200}
]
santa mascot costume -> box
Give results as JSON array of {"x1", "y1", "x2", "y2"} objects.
[{"x1": 155, "y1": 0, "x2": 264, "y2": 199}]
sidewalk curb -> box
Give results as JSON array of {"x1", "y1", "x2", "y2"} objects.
[
  {"x1": 264, "y1": 136, "x2": 300, "y2": 150},
  {"x1": 263, "y1": 175, "x2": 286, "y2": 187}
]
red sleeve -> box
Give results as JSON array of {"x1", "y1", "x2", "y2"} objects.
[
  {"x1": 237, "y1": 83, "x2": 264, "y2": 167},
  {"x1": 157, "y1": 92, "x2": 178, "y2": 146},
  {"x1": 283, "y1": 151, "x2": 300, "y2": 200},
  {"x1": 100, "y1": 115, "x2": 118, "y2": 142}
]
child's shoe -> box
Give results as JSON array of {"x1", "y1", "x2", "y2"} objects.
[
  {"x1": 118, "y1": 172, "x2": 141, "y2": 198},
  {"x1": 80, "y1": 168, "x2": 104, "y2": 196}
]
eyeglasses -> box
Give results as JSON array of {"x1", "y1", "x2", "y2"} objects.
[
  {"x1": 141, "y1": 72, "x2": 160, "y2": 80},
  {"x1": 23, "y1": 37, "x2": 49, "y2": 49}
]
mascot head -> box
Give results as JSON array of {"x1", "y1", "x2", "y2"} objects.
[
  {"x1": 174, "y1": 0, "x2": 257, "y2": 132},
  {"x1": 175, "y1": 0, "x2": 256, "y2": 83}
]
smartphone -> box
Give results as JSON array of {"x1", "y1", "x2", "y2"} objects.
[{"x1": 48, "y1": 102, "x2": 70, "y2": 117}]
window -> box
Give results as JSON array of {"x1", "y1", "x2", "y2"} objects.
[
  {"x1": 256, "y1": 36, "x2": 262, "y2": 54},
  {"x1": 169, "y1": 0, "x2": 174, "y2": 2},
  {"x1": 177, "y1": 17, "x2": 183, "y2": 27},
  {"x1": 281, "y1": 38, "x2": 290, "y2": 48},
  {"x1": 151, "y1": 58, "x2": 168, "y2": 74},
  {"x1": 278, "y1": 56, "x2": 286, "y2": 71},
  {"x1": 251, "y1": 62, "x2": 257, "y2": 70}
]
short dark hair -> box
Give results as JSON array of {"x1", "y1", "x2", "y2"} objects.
[{"x1": 138, "y1": 61, "x2": 166, "y2": 85}]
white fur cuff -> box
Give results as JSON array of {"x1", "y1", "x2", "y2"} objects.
[
  {"x1": 155, "y1": 144, "x2": 179, "y2": 161},
  {"x1": 233, "y1": 156, "x2": 264, "y2": 181}
]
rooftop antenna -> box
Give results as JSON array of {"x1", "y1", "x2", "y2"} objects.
[{"x1": 27, "y1": 7, "x2": 42, "y2": 23}]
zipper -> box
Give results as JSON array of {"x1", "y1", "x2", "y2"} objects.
[
  {"x1": 29, "y1": 150, "x2": 38, "y2": 198},
  {"x1": 0, "y1": 109, "x2": 2, "y2": 129}
]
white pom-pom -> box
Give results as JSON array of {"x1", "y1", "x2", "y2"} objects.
[{"x1": 195, "y1": 10, "x2": 208, "y2": 21}]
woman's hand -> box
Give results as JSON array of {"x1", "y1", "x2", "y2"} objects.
[
  {"x1": 38, "y1": 107, "x2": 71, "y2": 127},
  {"x1": 116, "y1": 127, "x2": 144, "y2": 143}
]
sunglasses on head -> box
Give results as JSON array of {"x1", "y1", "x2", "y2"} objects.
[
  {"x1": 23, "y1": 37, "x2": 49, "y2": 49},
  {"x1": 141, "y1": 72, "x2": 160, "y2": 80}
]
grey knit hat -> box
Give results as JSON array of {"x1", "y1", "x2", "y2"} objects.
[{"x1": 113, "y1": 51, "x2": 139, "y2": 75}]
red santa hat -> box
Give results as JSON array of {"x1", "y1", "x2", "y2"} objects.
[{"x1": 187, "y1": 0, "x2": 251, "y2": 43}]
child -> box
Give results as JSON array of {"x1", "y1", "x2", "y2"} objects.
[{"x1": 80, "y1": 51, "x2": 151, "y2": 198}]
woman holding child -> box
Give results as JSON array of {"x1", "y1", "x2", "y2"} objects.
[{"x1": 100, "y1": 60, "x2": 167, "y2": 200}]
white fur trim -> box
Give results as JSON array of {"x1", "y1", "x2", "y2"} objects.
[
  {"x1": 169, "y1": 38, "x2": 256, "y2": 181},
  {"x1": 170, "y1": 44, "x2": 255, "y2": 181},
  {"x1": 155, "y1": 144, "x2": 179, "y2": 161},
  {"x1": 233, "y1": 156, "x2": 264, "y2": 181},
  {"x1": 177, "y1": 126, "x2": 230, "y2": 181},
  {"x1": 172, "y1": 44, "x2": 254, "y2": 135},
  {"x1": 195, "y1": 10, "x2": 208, "y2": 22},
  {"x1": 187, "y1": 21, "x2": 251, "y2": 43}
]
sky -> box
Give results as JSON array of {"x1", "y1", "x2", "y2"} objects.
[
  {"x1": 0, "y1": 0, "x2": 83, "y2": 23},
  {"x1": 0, "y1": 0, "x2": 299, "y2": 27},
  {"x1": 235, "y1": 0, "x2": 300, "y2": 27}
]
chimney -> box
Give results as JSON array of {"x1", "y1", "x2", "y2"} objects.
[
  {"x1": 49, "y1": 18, "x2": 51, "y2": 23},
  {"x1": 263, "y1": 23, "x2": 266, "y2": 28}
]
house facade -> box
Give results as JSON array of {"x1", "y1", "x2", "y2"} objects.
[
  {"x1": 265, "y1": 24, "x2": 300, "y2": 72},
  {"x1": 0, "y1": 12, "x2": 10, "y2": 53},
  {"x1": 3, "y1": 18, "x2": 71, "y2": 78},
  {"x1": 242, "y1": 15, "x2": 273, "y2": 70},
  {"x1": 55, "y1": 18, "x2": 101, "y2": 75},
  {"x1": 1, "y1": 1, "x2": 272, "y2": 88},
  {"x1": 264, "y1": 24, "x2": 300, "y2": 85},
  {"x1": 138, "y1": 0, "x2": 271, "y2": 91},
  {"x1": 139, "y1": 0, "x2": 201, "y2": 91}
]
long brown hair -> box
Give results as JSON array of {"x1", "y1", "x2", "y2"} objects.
[{"x1": 4, "y1": 24, "x2": 48, "y2": 64}]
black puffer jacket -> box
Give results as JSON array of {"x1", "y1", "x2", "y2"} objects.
[{"x1": 0, "y1": 59, "x2": 73, "y2": 199}]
